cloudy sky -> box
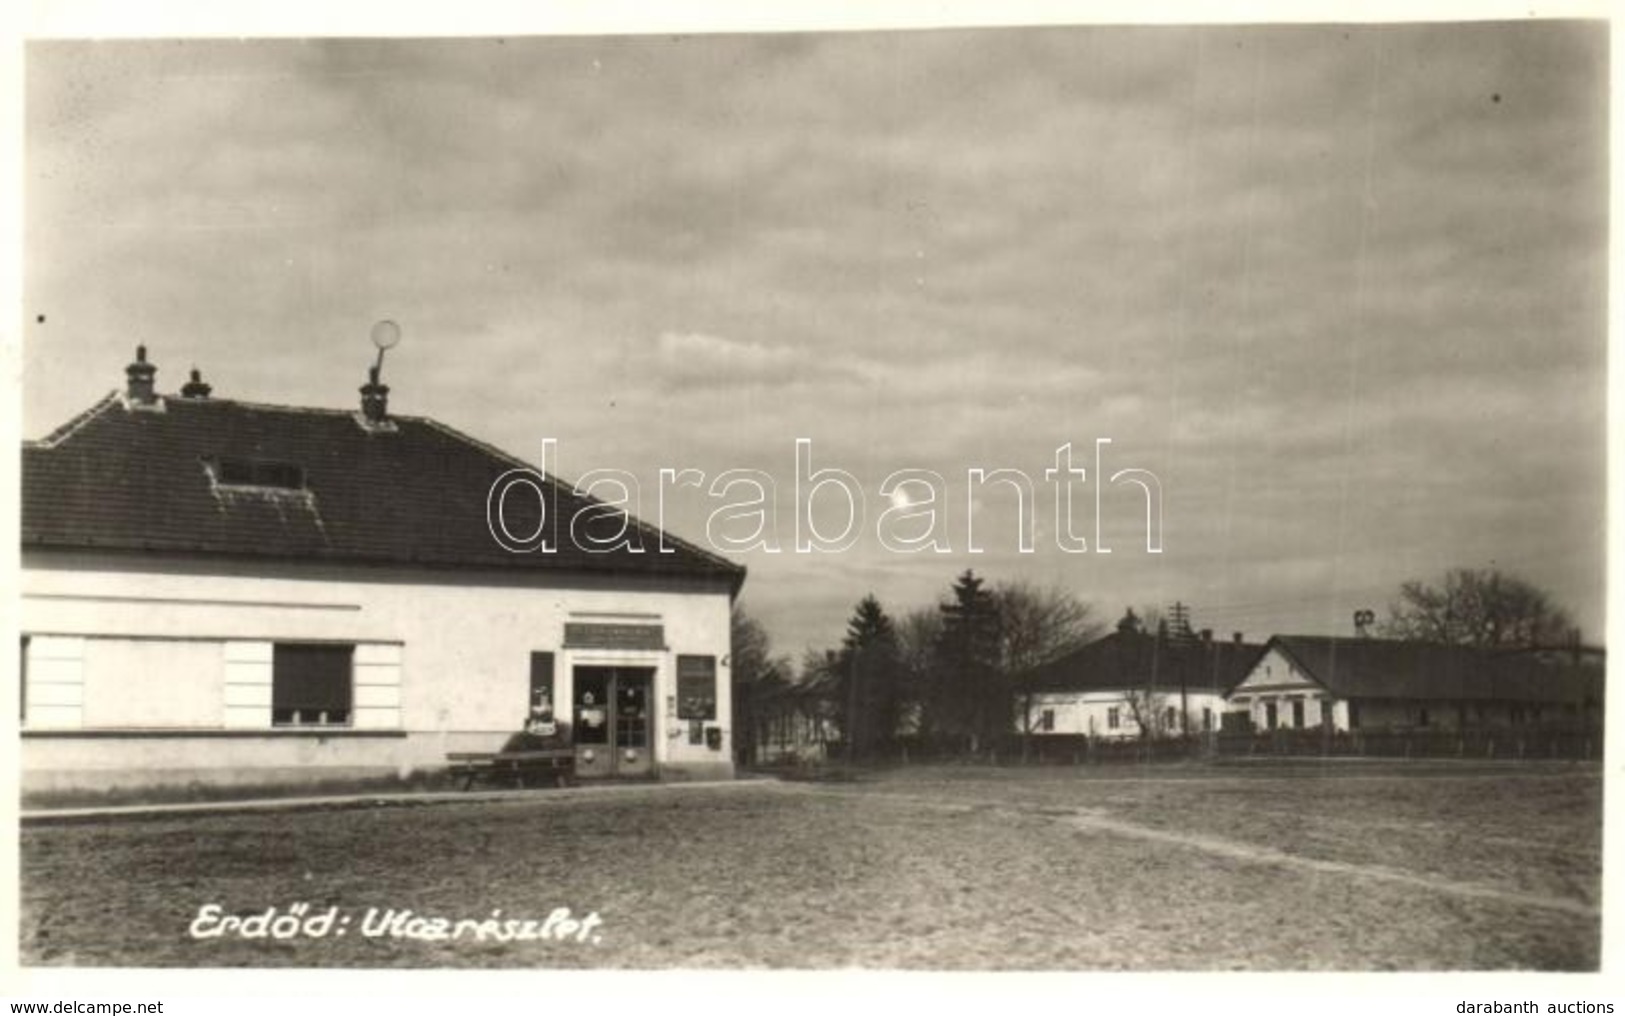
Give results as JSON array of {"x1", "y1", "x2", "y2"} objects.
[{"x1": 21, "y1": 19, "x2": 1607, "y2": 656}]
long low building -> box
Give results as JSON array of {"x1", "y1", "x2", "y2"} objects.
[
  {"x1": 1018, "y1": 624, "x2": 1603, "y2": 740},
  {"x1": 1226, "y1": 635, "x2": 1604, "y2": 733},
  {"x1": 20, "y1": 347, "x2": 745, "y2": 794}
]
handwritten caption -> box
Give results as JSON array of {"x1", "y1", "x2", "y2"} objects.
[{"x1": 189, "y1": 903, "x2": 604, "y2": 945}]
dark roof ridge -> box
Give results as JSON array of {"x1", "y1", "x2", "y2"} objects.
[
  {"x1": 416, "y1": 416, "x2": 743, "y2": 581},
  {"x1": 1260, "y1": 631, "x2": 1604, "y2": 702},
  {"x1": 30, "y1": 392, "x2": 439, "y2": 448},
  {"x1": 168, "y1": 394, "x2": 431, "y2": 422},
  {"x1": 1277, "y1": 633, "x2": 1430, "y2": 646},
  {"x1": 23, "y1": 391, "x2": 745, "y2": 591},
  {"x1": 1020, "y1": 626, "x2": 1268, "y2": 694},
  {"x1": 53, "y1": 395, "x2": 737, "y2": 576},
  {"x1": 1261, "y1": 637, "x2": 1335, "y2": 688},
  {"x1": 27, "y1": 391, "x2": 120, "y2": 448},
  {"x1": 1273, "y1": 633, "x2": 1603, "y2": 656}
]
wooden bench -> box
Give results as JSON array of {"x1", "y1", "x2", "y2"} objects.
[{"x1": 446, "y1": 749, "x2": 577, "y2": 790}]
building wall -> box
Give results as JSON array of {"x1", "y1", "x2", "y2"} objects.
[
  {"x1": 82, "y1": 637, "x2": 226, "y2": 729},
  {"x1": 1228, "y1": 647, "x2": 1322, "y2": 699},
  {"x1": 1342, "y1": 698, "x2": 1575, "y2": 731},
  {"x1": 1026, "y1": 689, "x2": 1227, "y2": 739},
  {"x1": 20, "y1": 550, "x2": 737, "y2": 792},
  {"x1": 1225, "y1": 646, "x2": 1343, "y2": 731},
  {"x1": 1225, "y1": 691, "x2": 1347, "y2": 732},
  {"x1": 752, "y1": 711, "x2": 833, "y2": 763},
  {"x1": 1223, "y1": 647, "x2": 1592, "y2": 732}
]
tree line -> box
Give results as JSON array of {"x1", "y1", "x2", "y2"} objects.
[
  {"x1": 731, "y1": 570, "x2": 1108, "y2": 763},
  {"x1": 730, "y1": 565, "x2": 1581, "y2": 764}
]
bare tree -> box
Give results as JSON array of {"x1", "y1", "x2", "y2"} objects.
[
  {"x1": 996, "y1": 581, "x2": 1103, "y2": 739},
  {"x1": 729, "y1": 604, "x2": 794, "y2": 765},
  {"x1": 1381, "y1": 567, "x2": 1575, "y2": 649},
  {"x1": 1121, "y1": 687, "x2": 1177, "y2": 740},
  {"x1": 893, "y1": 606, "x2": 943, "y2": 738},
  {"x1": 731, "y1": 604, "x2": 773, "y2": 684},
  {"x1": 997, "y1": 581, "x2": 1103, "y2": 674}
]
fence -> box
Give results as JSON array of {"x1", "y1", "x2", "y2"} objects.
[
  {"x1": 944, "y1": 727, "x2": 1600, "y2": 765},
  {"x1": 804, "y1": 725, "x2": 1602, "y2": 769},
  {"x1": 987, "y1": 733, "x2": 1201, "y2": 765},
  {"x1": 1213, "y1": 726, "x2": 1601, "y2": 761}
]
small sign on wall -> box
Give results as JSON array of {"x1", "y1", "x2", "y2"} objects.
[
  {"x1": 676, "y1": 655, "x2": 717, "y2": 720},
  {"x1": 529, "y1": 652, "x2": 557, "y2": 736},
  {"x1": 563, "y1": 623, "x2": 665, "y2": 651}
]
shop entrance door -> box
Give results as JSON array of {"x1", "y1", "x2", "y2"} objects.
[{"x1": 572, "y1": 666, "x2": 654, "y2": 778}]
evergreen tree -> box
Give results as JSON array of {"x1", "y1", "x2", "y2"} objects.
[
  {"x1": 837, "y1": 594, "x2": 903, "y2": 760},
  {"x1": 933, "y1": 569, "x2": 1005, "y2": 753}
]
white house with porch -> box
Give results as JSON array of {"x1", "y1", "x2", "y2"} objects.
[{"x1": 1225, "y1": 635, "x2": 1603, "y2": 732}]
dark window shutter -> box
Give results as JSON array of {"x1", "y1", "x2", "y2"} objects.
[
  {"x1": 676, "y1": 655, "x2": 717, "y2": 720},
  {"x1": 529, "y1": 652, "x2": 555, "y2": 714},
  {"x1": 273, "y1": 644, "x2": 353, "y2": 711}
]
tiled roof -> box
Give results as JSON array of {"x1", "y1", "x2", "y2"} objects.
[
  {"x1": 1025, "y1": 630, "x2": 1266, "y2": 695},
  {"x1": 22, "y1": 391, "x2": 744, "y2": 590},
  {"x1": 1268, "y1": 635, "x2": 1602, "y2": 704}
]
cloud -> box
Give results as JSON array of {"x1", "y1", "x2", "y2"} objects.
[
  {"x1": 22, "y1": 24, "x2": 1608, "y2": 655},
  {"x1": 653, "y1": 330, "x2": 854, "y2": 391}
]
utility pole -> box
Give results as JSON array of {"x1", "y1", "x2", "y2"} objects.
[
  {"x1": 1210, "y1": 633, "x2": 1221, "y2": 738},
  {"x1": 1167, "y1": 601, "x2": 1193, "y2": 642},
  {"x1": 1168, "y1": 602, "x2": 1192, "y2": 738},
  {"x1": 1148, "y1": 618, "x2": 1163, "y2": 740},
  {"x1": 1180, "y1": 662, "x2": 1190, "y2": 737}
]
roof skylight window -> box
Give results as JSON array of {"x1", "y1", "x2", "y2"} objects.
[{"x1": 207, "y1": 457, "x2": 306, "y2": 490}]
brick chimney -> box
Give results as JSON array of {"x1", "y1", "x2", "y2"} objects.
[
  {"x1": 125, "y1": 345, "x2": 157, "y2": 405},
  {"x1": 180, "y1": 367, "x2": 212, "y2": 400},
  {"x1": 1232, "y1": 631, "x2": 1244, "y2": 646},
  {"x1": 359, "y1": 365, "x2": 390, "y2": 423}
]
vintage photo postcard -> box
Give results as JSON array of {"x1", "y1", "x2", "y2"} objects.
[{"x1": 6, "y1": 1, "x2": 1614, "y2": 1005}]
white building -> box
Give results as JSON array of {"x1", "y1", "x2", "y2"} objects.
[
  {"x1": 1019, "y1": 621, "x2": 1263, "y2": 740},
  {"x1": 1226, "y1": 635, "x2": 1604, "y2": 733},
  {"x1": 20, "y1": 348, "x2": 745, "y2": 794}
]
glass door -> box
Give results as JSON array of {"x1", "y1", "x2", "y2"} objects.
[
  {"x1": 613, "y1": 672, "x2": 652, "y2": 777},
  {"x1": 573, "y1": 666, "x2": 655, "y2": 778}
]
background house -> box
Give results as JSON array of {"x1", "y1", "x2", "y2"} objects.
[
  {"x1": 19, "y1": 348, "x2": 745, "y2": 794},
  {"x1": 1226, "y1": 635, "x2": 1605, "y2": 732},
  {"x1": 1020, "y1": 620, "x2": 1264, "y2": 740}
]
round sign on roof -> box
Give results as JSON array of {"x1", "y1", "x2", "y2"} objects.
[{"x1": 370, "y1": 320, "x2": 402, "y2": 351}]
